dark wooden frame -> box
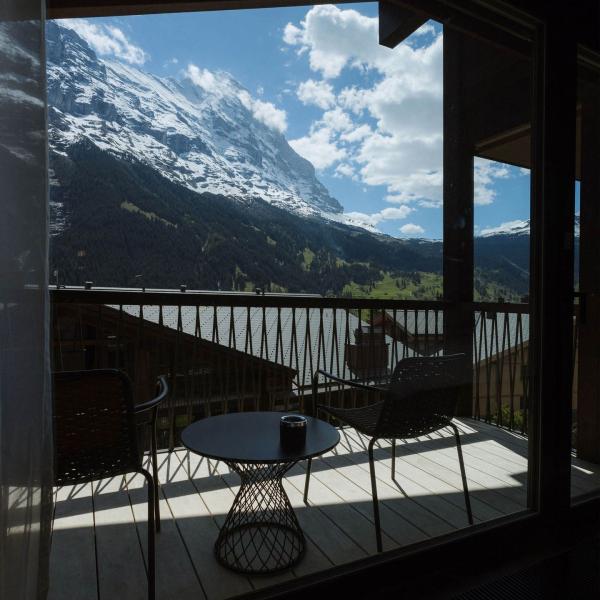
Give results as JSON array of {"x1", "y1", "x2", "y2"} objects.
[{"x1": 43, "y1": 0, "x2": 600, "y2": 596}]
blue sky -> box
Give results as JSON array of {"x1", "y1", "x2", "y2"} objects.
[{"x1": 57, "y1": 4, "x2": 542, "y2": 239}]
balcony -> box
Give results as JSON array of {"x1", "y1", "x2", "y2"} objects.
[{"x1": 47, "y1": 288, "x2": 598, "y2": 599}]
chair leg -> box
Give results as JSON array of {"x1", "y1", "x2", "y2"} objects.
[
  {"x1": 304, "y1": 458, "x2": 312, "y2": 505},
  {"x1": 151, "y1": 425, "x2": 161, "y2": 532},
  {"x1": 450, "y1": 423, "x2": 473, "y2": 525},
  {"x1": 368, "y1": 438, "x2": 383, "y2": 553},
  {"x1": 391, "y1": 439, "x2": 396, "y2": 480},
  {"x1": 141, "y1": 469, "x2": 156, "y2": 600}
]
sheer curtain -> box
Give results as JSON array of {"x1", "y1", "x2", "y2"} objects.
[{"x1": 0, "y1": 1, "x2": 52, "y2": 598}]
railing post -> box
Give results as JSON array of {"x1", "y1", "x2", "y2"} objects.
[{"x1": 443, "y1": 27, "x2": 474, "y2": 417}]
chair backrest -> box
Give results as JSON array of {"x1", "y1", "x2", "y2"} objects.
[
  {"x1": 53, "y1": 369, "x2": 140, "y2": 486},
  {"x1": 375, "y1": 354, "x2": 467, "y2": 438}
]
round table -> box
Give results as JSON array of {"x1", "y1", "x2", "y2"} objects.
[{"x1": 181, "y1": 412, "x2": 340, "y2": 574}]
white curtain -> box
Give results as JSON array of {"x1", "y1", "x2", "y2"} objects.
[{"x1": 0, "y1": 1, "x2": 52, "y2": 598}]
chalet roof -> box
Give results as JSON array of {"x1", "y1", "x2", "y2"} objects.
[
  {"x1": 116, "y1": 303, "x2": 375, "y2": 387},
  {"x1": 112, "y1": 294, "x2": 530, "y2": 382},
  {"x1": 57, "y1": 288, "x2": 532, "y2": 383}
]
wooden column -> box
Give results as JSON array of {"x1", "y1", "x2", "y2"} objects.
[
  {"x1": 577, "y1": 74, "x2": 600, "y2": 462},
  {"x1": 443, "y1": 27, "x2": 474, "y2": 416},
  {"x1": 527, "y1": 16, "x2": 577, "y2": 514}
]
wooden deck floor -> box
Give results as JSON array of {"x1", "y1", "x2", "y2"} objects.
[{"x1": 48, "y1": 419, "x2": 600, "y2": 600}]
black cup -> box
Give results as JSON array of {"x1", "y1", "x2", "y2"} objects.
[{"x1": 280, "y1": 415, "x2": 307, "y2": 451}]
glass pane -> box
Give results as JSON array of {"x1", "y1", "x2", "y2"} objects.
[{"x1": 46, "y1": 3, "x2": 537, "y2": 592}]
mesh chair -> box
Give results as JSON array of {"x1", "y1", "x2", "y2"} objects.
[
  {"x1": 53, "y1": 369, "x2": 168, "y2": 600},
  {"x1": 304, "y1": 354, "x2": 473, "y2": 553}
]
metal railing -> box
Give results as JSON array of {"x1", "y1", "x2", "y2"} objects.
[
  {"x1": 472, "y1": 302, "x2": 530, "y2": 434},
  {"x1": 51, "y1": 287, "x2": 536, "y2": 448}
]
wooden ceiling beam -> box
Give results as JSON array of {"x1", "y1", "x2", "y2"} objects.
[
  {"x1": 378, "y1": 2, "x2": 428, "y2": 49},
  {"x1": 390, "y1": 0, "x2": 532, "y2": 56},
  {"x1": 47, "y1": 0, "x2": 355, "y2": 19}
]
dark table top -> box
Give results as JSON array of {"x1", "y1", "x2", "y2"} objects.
[{"x1": 181, "y1": 412, "x2": 340, "y2": 464}]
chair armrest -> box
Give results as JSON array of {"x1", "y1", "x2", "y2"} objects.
[
  {"x1": 134, "y1": 376, "x2": 168, "y2": 414},
  {"x1": 316, "y1": 369, "x2": 385, "y2": 393}
]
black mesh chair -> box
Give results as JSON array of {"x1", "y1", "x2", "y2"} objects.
[
  {"x1": 53, "y1": 369, "x2": 168, "y2": 600},
  {"x1": 304, "y1": 354, "x2": 473, "y2": 552}
]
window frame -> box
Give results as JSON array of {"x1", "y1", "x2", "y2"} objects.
[{"x1": 45, "y1": 0, "x2": 597, "y2": 595}]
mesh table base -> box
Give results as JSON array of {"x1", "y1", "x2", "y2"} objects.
[{"x1": 215, "y1": 460, "x2": 305, "y2": 574}]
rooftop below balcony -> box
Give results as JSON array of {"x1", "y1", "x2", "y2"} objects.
[{"x1": 48, "y1": 419, "x2": 600, "y2": 600}]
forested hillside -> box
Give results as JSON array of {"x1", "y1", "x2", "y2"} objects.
[{"x1": 50, "y1": 142, "x2": 443, "y2": 296}]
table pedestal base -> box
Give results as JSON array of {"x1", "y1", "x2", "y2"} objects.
[{"x1": 215, "y1": 461, "x2": 305, "y2": 574}]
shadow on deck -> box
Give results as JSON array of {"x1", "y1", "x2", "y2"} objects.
[{"x1": 48, "y1": 419, "x2": 600, "y2": 600}]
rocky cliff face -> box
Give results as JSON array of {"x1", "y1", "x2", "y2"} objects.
[{"x1": 46, "y1": 21, "x2": 342, "y2": 226}]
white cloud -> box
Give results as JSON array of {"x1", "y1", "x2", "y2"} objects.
[
  {"x1": 338, "y1": 87, "x2": 368, "y2": 114},
  {"x1": 321, "y1": 107, "x2": 353, "y2": 132},
  {"x1": 289, "y1": 127, "x2": 346, "y2": 169},
  {"x1": 289, "y1": 108, "x2": 354, "y2": 169},
  {"x1": 283, "y1": 6, "x2": 445, "y2": 205},
  {"x1": 61, "y1": 19, "x2": 148, "y2": 65},
  {"x1": 283, "y1": 5, "x2": 387, "y2": 79},
  {"x1": 380, "y1": 206, "x2": 413, "y2": 220},
  {"x1": 297, "y1": 79, "x2": 335, "y2": 109},
  {"x1": 400, "y1": 223, "x2": 425, "y2": 236},
  {"x1": 283, "y1": 22, "x2": 304, "y2": 46},
  {"x1": 344, "y1": 205, "x2": 413, "y2": 229},
  {"x1": 334, "y1": 163, "x2": 356, "y2": 178},
  {"x1": 413, "y1": 22, "x2": 436, "y2": 37},
  {"x1": 251, "y1": 98, "x2": 288, "y2": 133},
  {"x1": 186, "y1": 64, "x2": 288, "y2": 134},
  {"x1": 284, "y1": 5, "x2": 515, "y2": 216},
  {"x1": 185, "y1": 64, "x2": 217, "y2": 91},
  {"x1": 340, "y1": 124, "x2": 372, "y2": 143},
  {"x1": 474, "y1": 158, "x2": 511, "y2": 206},
  {"x1": 356, "y1": 132, "x2": 443, "y2": 207}
]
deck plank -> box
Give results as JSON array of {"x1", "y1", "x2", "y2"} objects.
[
  {"x1": 336, "y1": 427, "x2": 513, "y2": 521},
  {"x1": 286, "y1": 464, "x2": 384, "y2": 564},
  {"x1": 276, "y1": 464, "x2": 369, "y2": 566},
  {"x1": 466, "y1": 419, "x2": 600, "y2": 495},
  {"x1": 48, "y1": 484, "x2": 98, "y2": 600},
  {"x1": 377, "y1": 434, "x2": 527, "y2": 514},
  {"x1": 285, "y1": 461, "x2": 400, "y2": 554},
  {"x1": 319, "y1": 440, "x2": 463, "y2": 534},
  {"x1": 177, "y1": 450, "x2": 339, "y2": 579},
  {"x1": 405, "y1": 429, "x2": 528, "y2": 501},
  {"x1": 177, "y1": 450, "x2": 299, "y2": 591},
  {"x1": 181, "y1": 450, "x2": 361, "y2": 582},
  {"x1": 157, "y1": 452, "x2": 253, "y2": 600},
  {"x1": 93, "y1": 476, "x2": 149, "y2": 600},
  {"x1": 49, "y1": 420, "x2": 600, "y2": 600},
  {"x1": 191, "y1": 451, "x2": 369, "y2": 567},
  {"x1": 299, "y1": 452, "x2": 435, "y2": 546},
  {"x1": 126, "y1": 466, "x2": 206, "y2": 600}
]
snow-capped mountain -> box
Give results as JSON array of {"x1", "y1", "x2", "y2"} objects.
[
  {"x1": 46, "y1": 21, "x2": 342, "y2": 219},
  {"x1": 480, "y1": 216, "x2": 580, "y2": 238}
]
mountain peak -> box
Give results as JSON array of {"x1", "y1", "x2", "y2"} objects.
[
  {"x1": 479, "y1": 215, "x2": 580, "y2": 238},
  {"x1": 46, "y1": 21, "x2": 343, "y2": 217}
]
